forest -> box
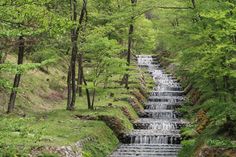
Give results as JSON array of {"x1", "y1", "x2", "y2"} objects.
[{"x1": 0, "y1": 0, "x2": 236, "y2": 157}]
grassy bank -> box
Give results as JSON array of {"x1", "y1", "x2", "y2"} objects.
[
  {"x1": 0, "y1": 55, "x2": 154, "y2": 157},
  {"x1": 156, "y1": 52, "x2": 236, "y2": 157}
]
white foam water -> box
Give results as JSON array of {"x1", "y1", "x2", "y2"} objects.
[{"x1": 110, "y1": 55, "x2": 185, "y2": 157}]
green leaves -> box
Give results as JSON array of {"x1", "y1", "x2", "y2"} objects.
[
  {"x1": 134, "y1": 16, "x2": 157, "y2": 54},
  {"x1": 0, "y1": 0, "x2": 70, "y2": 38},
  {"x1": 82, "y1": 26, "x2": 126, "y2": 87}
]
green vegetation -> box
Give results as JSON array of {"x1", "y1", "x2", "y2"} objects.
[
  {"x1": 0, "y1": 52, "x2": 153, "y2": 156},
  {"x1": 150, "y1": 0, "x2": 236, "y2": 156},
  {"x1": 1, "y1": 0, "x2": 235, "y2": 156},
  {"x1": 0, "y1": 111, "x2": 118, "y2": 156}
]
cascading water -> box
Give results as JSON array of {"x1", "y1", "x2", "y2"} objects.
[{"x1": 110, "y1": 55, "x2": 186, "y2": 157}]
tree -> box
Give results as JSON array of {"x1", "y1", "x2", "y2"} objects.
[
  {"x1": 0, "y1": 0, "x2": 70, "y2": 113},
  {"x1": 124, "y1": 0, "x2": 137, "y2": 89},
  {"x1": 67, "y1": 0, "x2": 87, "y2": 110},
  {"x1": 82, "y1": 27, "x2": 126, "y2": 109}
]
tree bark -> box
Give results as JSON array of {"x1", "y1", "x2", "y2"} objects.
[
  {"x1": 77, "y1": 0, "x2": 87, "y2": 96},
  {"x1": 68, "y1": 29, "x2": 78, "y2": 110},
  {"x1": 7, "y1": 36, "x2": 24, "y2": 113},
  {"x1": 77, "y1": 52, "x2": 83, "y2": 96},
  {"x1": 124, "y1": 0, "x2": 137, "y2": 89},
  {"x1": 82, "y1": 70, "x2": 91, "y2": 109},
  {"x1": 91, "y1": 88, "x2": 96, "y2": 110},
  {"x1": 67, "y1": 0, "x2": 78, "y2": 110},
  {"x1": 191, "y1": 0, "x2": 196, "y2": 9},
  {"x1": 67, "y1": 65, "x2": 72, "y2": 110}
]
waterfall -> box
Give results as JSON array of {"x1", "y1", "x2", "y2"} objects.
[{"x1": 110, "y1": 55, "x2": 186, "y2": 157}]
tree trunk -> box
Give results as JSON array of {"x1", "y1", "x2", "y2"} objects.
[
  {"x1": 68, "y1": 29, "x2": 78, "y2": 110},
  {"x1": 67, "y1": 65, "x2": 72, "y2": 110},
  {"x1": 7, "y1": 36, "x2": 24, "y2": 113},
  {"x1": 124, "y1": 0, "x2": 136, "y2": 89},
  {"x1": 76, "y1": 0, "x2": 87, "y2": 96},
  {"x1": 191, "y1": 0, "x2": 196, "y2": 9},
  {"x1": 67, "y1": 0, "x2": 78, "y2": 110},
  {"x1": 77, "y1": 52, "x2": 83, "y2": 96},
  {"x1": 82, "y1": 71, "x2": 91, "y2": 109},
  {"x1": 91, "y1": 88, "x2": 96, "y2": 110}
]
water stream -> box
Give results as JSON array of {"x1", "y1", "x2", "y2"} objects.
[{"x1": 110, "y1": 55, "x2": 186, "y2": 157}]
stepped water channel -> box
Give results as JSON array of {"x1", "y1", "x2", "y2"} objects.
[{"x1": 110, "y1": 55, "x2": 187, "y2": 157}]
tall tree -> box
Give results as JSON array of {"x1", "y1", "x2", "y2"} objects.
[
  {"x1": 67, "y1": 0, "x2": 87, "y2": 110},
  {"x1": 77, "y1": 0, "x2": 87, "y2": 97},
  {"x1": 7, "y1": 36, "x2": 24, "y2": 113},
  {"x1": 124, "y1": 0, "x2": 137, "y2": 89},
  {"x1": 67, "y1": 0, "x2": 78, "y2": 110},
  {"x1": 0, "y1": 0, "x2": 70, "y2": 113}
]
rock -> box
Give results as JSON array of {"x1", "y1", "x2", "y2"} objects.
[
  {"x1": 30, "y1": 138, "x2": 97, "y2": 157},
  {"x1": 197, "y1": 147, "x2": 236, "y2": 157}
]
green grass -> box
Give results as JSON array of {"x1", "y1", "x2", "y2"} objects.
[
  {"x1": 0, "y1": 111, "x2": 119, "y2": 157},
  {"x1": 0, "y1": 56, "x2": 154, "y2": 156}
]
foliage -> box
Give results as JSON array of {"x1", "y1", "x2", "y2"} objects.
[
  {"x1": 151, "y1": 0, "x2": 236, "y2": 156},
  {"x1": 83, "y1": 33, "x2": 125, "y2": 83},
  {"x1": 207, "y1": 138, "x2": 236, "y2": 148},
  {"x1": 178, "y1": 139, "x2": 196, "y2": 157},
  {"x1": 134, "y1": 16, "x2": 157, "y2": 54},
  {"x1": 2, "y1": 0, "x2": 235, "y2": 156}
]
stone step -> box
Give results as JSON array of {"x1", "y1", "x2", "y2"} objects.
[
  {"x1": 131, "y1": 130, "x2": 180, "y2": 135},
  {"x1": 110, "y1": 56, "x2": 185, "y2": 157},
  {"x1": 119, "y1": 144, "x2": 182, "y2": 149},
  {"x1": 145, "y1": 102, "x2": 182, "y2": 106},
  {"x1": 111, "y1": 155, "x2": 177, "y2": 157},
  {"x1": 141, "y1": 110, "x2": 180, "y2": 119},
  {"x1": 136, "y1": 118, "x2": 187, "y2": 124},
  {"x1": 116, "y1": 149, "x2": 180, "y2": 153},
  {"x1": 129, "y1": 132, "x2": 181, "y2": 137},
  {"x1": 145, "y1": 104, "x2": 181, "y2": 110},
  {"x1": 121, "y1": 134, "x2": 181, "y2": 144},
  {"x1": 148, "y1": 97, "x2": 184, "y2": 103},
  {"x1": 153, "y1": 86, "x2": 182, "y2": 91},
  {"x1": 134, "y1": 123, "x2": 185, "y2": 130},
  {"x1": 149, "y1": 96, "x2": 184, "y2": 100},
  {"x1": 111, "y1": 152, "x2": 178, "y2": 157},
  {"x1": 149, "y1": 91, "x2": 184, "y2": 96}
]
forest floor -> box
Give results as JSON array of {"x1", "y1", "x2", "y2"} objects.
[{"x1": 0, "y1": 54, "x2": 153, "y2": 157}]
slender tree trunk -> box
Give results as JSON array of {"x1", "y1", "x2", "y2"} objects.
[
  {"x1": 124, "y1": 0, "x2": 136, "y2": 89},
  {"x1": 67, "y1": 65, "x2": 72, "y2": 109},
  {"x1": 67, "y1": 0, "x2": 78, "y2": 110},
  {"x1": 68, "y1": 29, "x2": 78, "y2": 110},
  {"x1": 84, "y1": 81, "x2": 91, "y2": 109},
  {"x1": 191, "y1": 0, "x2": 196, "y2": 9},
  {"x1": 91, "y1": 88, "x2": 96, "y2": 110},
  {"x1": 77, "y1": 0, "x2": 87, "y2": 96},
  {"x1": 77, "y1": 52, "x2": 83, "y2": 96},
  {"x1": 127, "y1": 25, "x2": 133, "y2": 67},
  {"x1": 80, "y1": 64, "x2": 91, "y2": 109},
  {"x1": 7, "y1": 36, "x2": 24, "y2": 113},
  {"x1": 82, "y1": 70, "x2": 91, "y2": 109}
]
